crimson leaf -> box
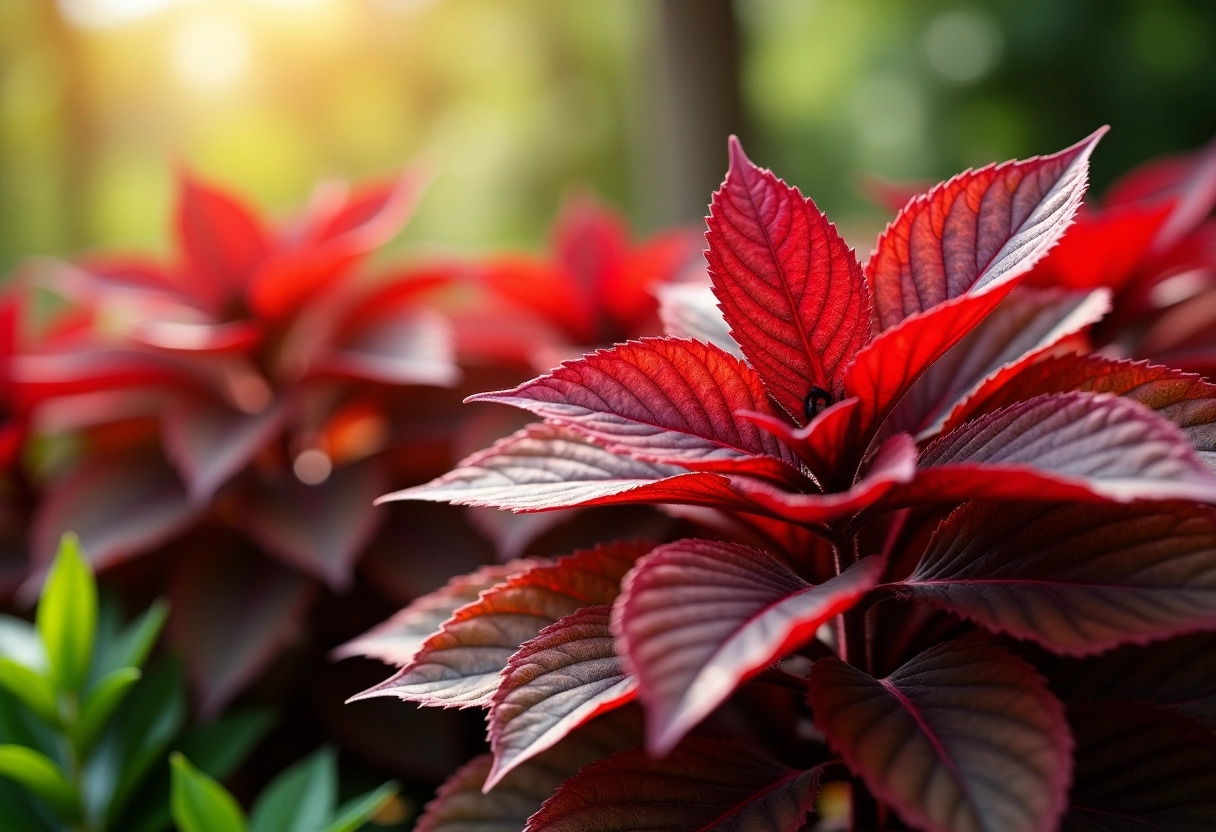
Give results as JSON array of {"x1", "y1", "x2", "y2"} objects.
[
  {"x1": 809, "y1": 640, "x2": 1071, "y2": 832},
  {"x1": 176, "y1": 171, "x2": 270, "y2": 302}
]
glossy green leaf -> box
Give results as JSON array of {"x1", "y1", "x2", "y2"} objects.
[
  {"x1": 170, "y1": 753, "x2": 247, "y2": 832},
  {"x1": 248, "y1": 747, "x2": 337, "y2": 832},
  {"x1": 94, "y1": 599, "x2": 169, "y2": 680},
  {"x1": 76, "y1": 667, "x2": 141, "y2": 754},
  {"x1": 0, "y1": 658, "x2": 58, "y2": 725},
  {"x1": 0, "y1": 745, "x2": 78, "y2": 817},
  {"x1": 324, "y1": 781, "x2": 400, "y2": 832},
  {"x1": 36, "y1": 533, "x2": 97, "y2": 695}
]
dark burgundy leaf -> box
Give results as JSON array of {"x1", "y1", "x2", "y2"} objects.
[
  {"x1": 706, "y1": 136, "x2": 872, "y2": 416},
  {"x1": 866, "y1": 129, "x2": 1104, "y2": 328},
  {"x1": 809, "y1": 641, "x2": 1071, "y2": 832},
  {"x1": 350, "y1": 542, "x2": 650, "y2": 708},
  {"x1": 379, "y1": 424, "x2": 749, "y2": 514},
  {"x1": 469, "y1": 338, "x2": 803, "y2": 482},
  {"x1": 897, "y1": 501, "x2": 1216, "y2": 655},
  {"x1": 486, "y1": 606, "x2": 635, "y2": 789},
  {"x1": 1064, "y1": 703, "x2": 1216, "y2": 831},
  {"x1": 910, "y1": 392, "x2": 1216, "y2": 505},
  {"x1": 162, "y1": 396, "x2": 287, "y2": 501},
  {"x1": 334, "y1": 559, "x2": 538, "y2": 666},
  {"x1": 616, "y1": 539, "x2": 881, "y2": 754},
  {"x1": 525, "y1": 737, "x2": 821, "y2": 832}
]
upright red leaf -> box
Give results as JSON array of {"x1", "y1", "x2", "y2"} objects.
[
  {"x1": 176, "y1": 172, "x2": 270, "y2": 301},
  {"x1": 706, "y1": 136, "x2": 872, "y2": 416},
  {"x1": 809, "y1": 641, "x2": 1072, "y2": 832},
  {"x1": 469, "y1": 338, "x2": 803, "y2": 483},
  {"x1": 866, "y1": 129, "x2": 1105, "y2": 329},
  {"x1": 615, "y1": 539, "x2": 881, "y2": 754},
  {"x1": 897, "y1": 501, "x2": 1216, "y2": 654}
]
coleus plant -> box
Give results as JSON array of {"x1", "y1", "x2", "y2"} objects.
[{"x1": 344, "y1": 129, "x2": 1216, "y2": 832}]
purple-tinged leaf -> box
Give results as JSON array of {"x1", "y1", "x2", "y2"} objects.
[
  {"x1": 809, "y1": 640, "x2": 1071, "y2": 832},
  {"x1": 525, "y1": 737, "x2": 821, "y2": 832},
  {"x1": 469, "y1": 339, "x2": 803, "y2": 483},
  {"x1": 236, "y1": 461, "x2": 386, "y2": 591},
  {"x1": 897, "y1": 501, "x2": 1216, "y2": 655},
  {"x1": 887, "y1": 287, "x2": 1111, "y2": 438},
  {"x1": 909, "y1": 392, "x2": 1216, "y2": 505},
  {"x1": 654, "y1": 280, "x2": 741, "y2": 357},
  {"x1": 866, "y1": 129, "x2": 1104, "y2": 328},
  {"x1": 378, "y1": 424, "x2": 748, "y2": 514},
  {"x1": 311, "y1": 307, "x2": 459, "y2": 388},
  {"x1": 615, "y1": 539, "x2": 881, "y2": 754},
  {"x1": 486, "y1": 606, "x2": 635, "y2": 789},
  {"x1": 706, "y1": 137, "x2": 872, "y2": 416},
  {"x1": 334, "y1": 559, "x2": 538, "y2": 666},
  {"x1": 350, "y1": 542, "x2": 650, "y2": 708},
  {"x1": 1064, "y1": 703, "x2": 1216, "y2": 831},
  {"x1": 162, "y1": 397, "x2": 286, "y2": 501}
]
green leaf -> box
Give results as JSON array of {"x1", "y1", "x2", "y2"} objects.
[
  {"x1": 94, "y1": 599, "x2": 168, "y2": 681},
  {"x1": 324, "y1": 782, "x2": 400, "y2": 832},
  {"x1": 35, "y1": 533, "x2": 98, "y2": 695},
  {"x1": 76, "y1": 667, "x2": 141, "y2": 754},
  {"x1": 249, "y1": 748, "x2": 337, "y2": 832},
  {"x1": 0, "y1": 776, "x2": 59, "y2": 832},
  {"x1": 0, "y1": 659, "x2": 58, "y2": 725},
  {"x1": 170, "y1": 753, "x2": 247, "y2": 832},
  {"x1": 0, "y1": 745, "x2": 78, "y2": 817},
  {"x1": 0, "y1": 615, "x2": 47, "y2": 672}
]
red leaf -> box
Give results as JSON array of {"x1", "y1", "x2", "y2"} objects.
[
  {"x1": 1027, "y1": 203, "x2": 1172, "y2": 292},
  {"x1": 379, "y1": 424, "x2": 749, "y2": 514},
  {"x1": 866, "y1": 128, "x2": 1104, "y2": 329},
  {"x1": 741, "y1": 396, "x2": 862, "y2": 487},
  {"x1": 334, "y1": 559, "x2": 537, "y2": 666},
  {"x1": 1065, "y1": 703, "x2": 1216, "y2": 829},
  {"x1": 486, "y1": 606, "x2": 636, "y2": 789},
  {"x1": 524, "y1": 737, "x2": 821, "y2": 832},
  {"x1": 176, "y1": 171, "x2": 270, "y2": 302},
  {"x1": 615, "y1": 539, "x2": 880, "y2": 754},
  {"x1": 162, "y1": 396, "x2": 287, "y2": 501},
  {"x1": 706, "y1": 136, "x2": 872, "y2": 416},
  {"x1": 169, "y1": 542, "x2": 313, "y2": 716},
  {"x1": 896, "y1": 501, "x2": 1216, "y2": 655},
  {"x1": 808, "y1": 641, "x2": 1072, "y2": 832},
  {"x1": 909, "y1": 392, "x2": 1216, "y2": 505},
  {"x1": 311, "y1": 306, "x2": 459, "y2": 388},
  {"x1": 612, "y1": 230, "x2": 700, "y2": 330},
  {"x1": 235, "y1": 460, "x2": 387, "y2": 591},
  {"x1": 350, "y1": 541, "x2": 650, "y2": 708},
  {"x1": 480, "y1": 257, "x2": 599, "y2": 345},
  {"x1": 469, "y1": 339, "x2": 803, "y2": 483},
  {"x1": 305, "y1": 165, "x2": 429, "y2": 248},
  {"x1": 886, "y1": 287, "x2": 1111, "y2": 438}
]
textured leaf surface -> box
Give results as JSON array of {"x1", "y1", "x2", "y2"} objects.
[
  {"x1": 866, "y1": 129, "x2": 1103, "y2": 328},
  {"x1": 352, "y1": 542, "x2": 650, "y2": 708},
  {"x1": 617, "y1": 539, "x2": 881, "y2": 754},
  {"x1": 470, "y1": 338, "x2": 801, "y2": 480},
  {"x1": 809, "y1": 641, "x2": 1071, "y2": 832},
  {"x1": 887, "y1": 288, "x2": 1111, "y2": 438},
  {"x1": 487, "y1": 606, "x2": 634, "y2": 789},
  {"x1": 706, "y1": 137, "x2": 872, "y2": 416},
  {"x1": 899, "y1": 501, "x2": 1216, "y2": 654},
  {"x1": 1063, "y1": 703, "x2": 1216, "y2": 831},
  {"x1": 334, "y1": 560, "x2": 536, "y2": 666},
  {"x1": 380, "y1": 424, "x2": 748, "y2": 513},
  {"x1": 655, "y1": 281, "x2": 741, "y2": 357},
  {"x1": 525, "y1": 737, "x2": 820, "y2": 832},
  {"x1": 911, "y1": 392, "x2": 1216, "y2": 504}
]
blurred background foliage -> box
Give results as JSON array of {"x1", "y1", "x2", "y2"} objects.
[{"x1": 2, "y1": 0, "x2": 1215, "y2": 278}]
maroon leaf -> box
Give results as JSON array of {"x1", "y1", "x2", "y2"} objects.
[
  {"x1": 469, "y1": 338, "x2": 803, "y2": 483},
  {"x1": 654, "y1": 281, "x2": 741, "y2": 357},
  {"x1": 312, "y1": 306, "x2": 459, "y2": 388},
  {"x1": 168, "y1": 541, "x2": 314, "y2": 716},
  {"x1": 350, "y1": 542, "x2": 650, "y2": 708},
  {"x1": 334, "y1": 559, "x2": 538, "y2": 666},
  {"x1": 866, "y1": 129, "x2": 1104, "y2": 329},
  {"x1": 896, "y1": 501, "x2": 1216, "y2": 655},
  {"x1": 706, "y1": 136, "x2": 872, "y2": 417},
  {"x1": 909, "y1": 392, "x2": 1216, "y2": 505},
  {"x1": 1064, "y1": 703, "x2": 1216, "y2": 830},
  {"x1": 525, "y1": 737, "x2": 821, "y2": 832},
  {"x1": 809, "y1": 640, "x2": 1071, "y2": 832},
  {"x1": 176, "y1": 171, "x2": 270, "y2": 301},
  {"x1": 486, "y1": 606, "x2": 635, "y2": 789},
  {"x1": 379, "y1": 424, "x2": 749, "y2": 514},
  {"x1": 162, "y1": 396, "x2": 287, "y2": 501},
  {"x1": 616, "y1": 539, "x2": 881, "y2": 754},
  {"x1": 741, "y1": 396, "x2": 862, "y2": 487},
  {"x1": 887, "y1": 287, "x2": 1111, "y2": 438},
  {"x1": 235, "y1": 460, "x2": 387, "y2": 590}
]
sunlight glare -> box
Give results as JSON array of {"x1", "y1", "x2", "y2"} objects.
[
  {"x1": 59, "y1": 0, "x2": 180, "y2": 29},
  {"x1": 169, "y1": 12, "x2": 253, "y2": 94}
]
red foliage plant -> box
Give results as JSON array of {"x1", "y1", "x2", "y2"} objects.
[{"x1": 344, "y1": 130, "x2": 1216, "y2": 832}]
